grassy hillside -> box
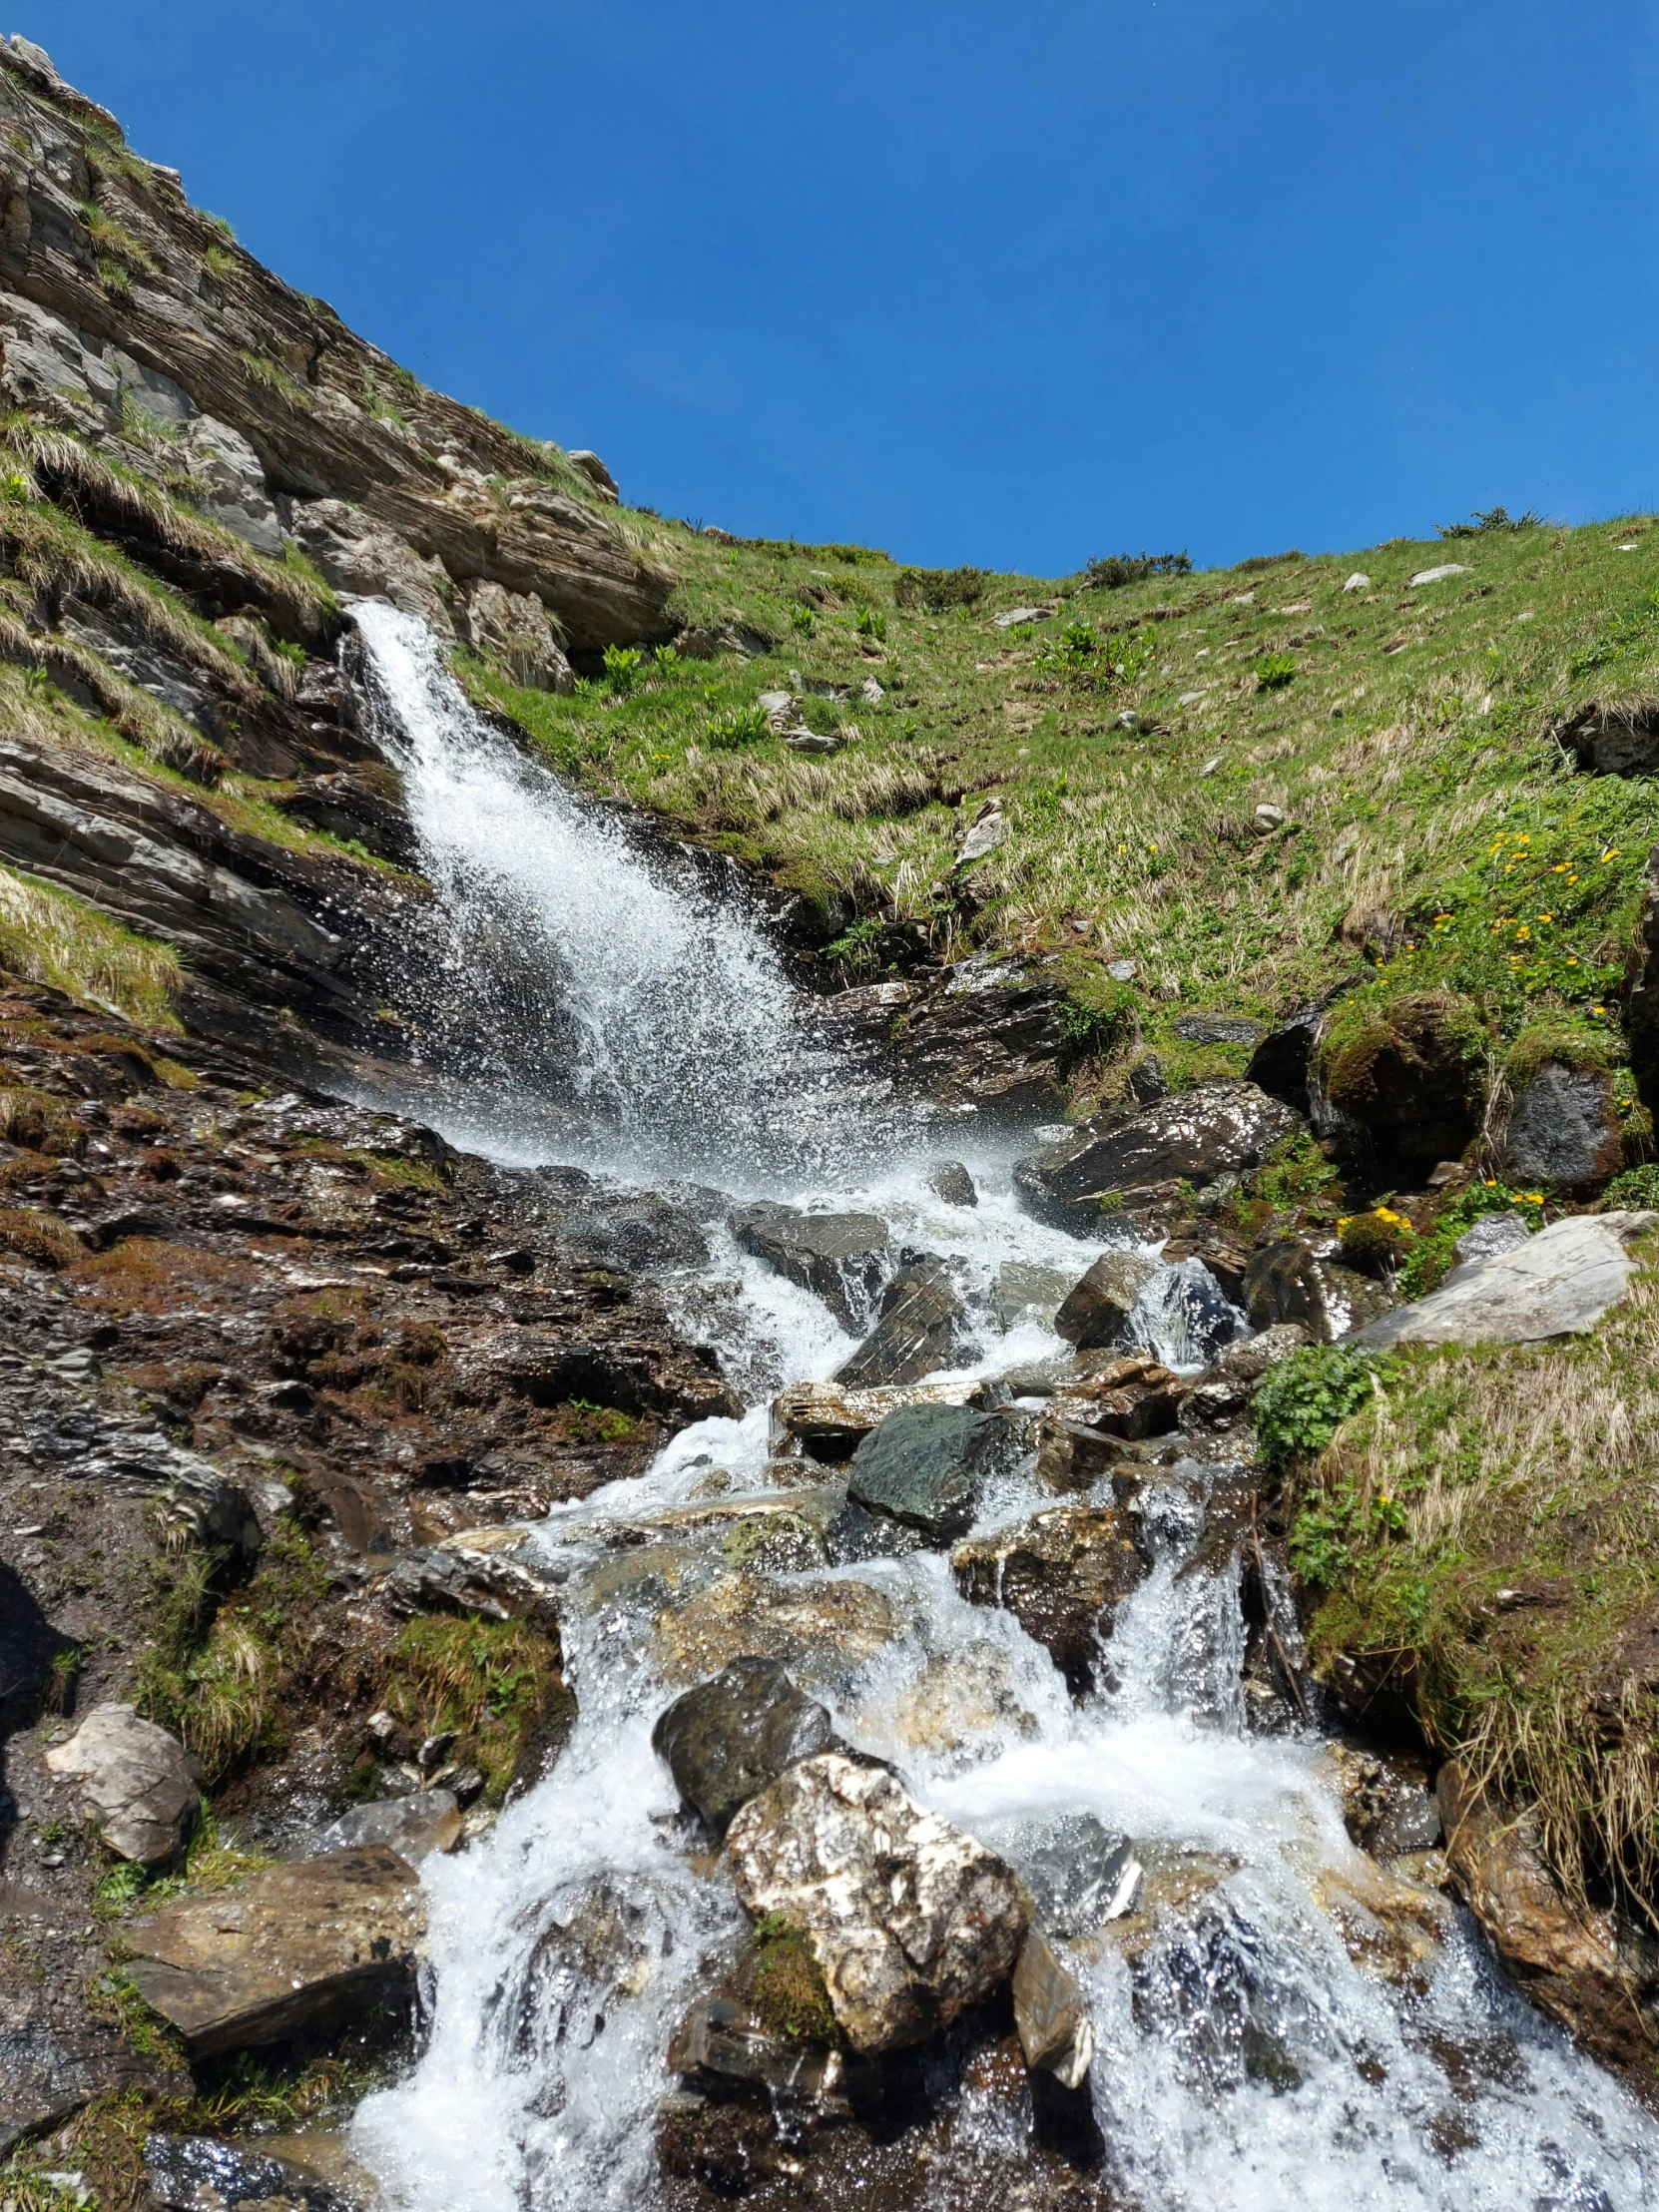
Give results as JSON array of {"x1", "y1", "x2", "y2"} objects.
[{"x1": 471, "y1": 508, "x2": 1659, "y2": 1105}]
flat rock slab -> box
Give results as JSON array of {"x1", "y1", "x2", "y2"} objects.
[
  {"x1": 1348, "y1": 1211, "x2": 1656, "y2": 1351},
  {"x1": 125, "y1": 1846, "x2": 425, "y2": 2056},
  {"x1": 44, "y1": 1703, "x2": 201, "y2": 1866},
  {"x1": 727, "y1": 1752, "x2": 1028, "y2": 2053},
  {"x1": 315, "y1": 1789, "x2": 461, "y2": 1865}
]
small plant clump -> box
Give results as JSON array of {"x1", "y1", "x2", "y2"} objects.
[
  {"x1": 601, "y1": 643, "x2": 644, "y2": 695},
  {"x1": 1083, "y1": 550, "x2": 1192, "y2": 590},
  {"x1": 1255, "y1": 652, "x2": 1298, "y2": 691},
  {"x1": 893, "y1": 564, "x2": 986, "y2": 613},
  {"x1": 1436, "y1": 505, "x2": 1543, "y2": 539},
  {"x1": 747, "y1": 1914, "x2": 838, "y2": 2044},
  {"x1": 703, "y1": 701, "x2": 771, "y2": 749},
  {"x1": 1253, "y1": 1344, "x2": 1384, "y2": 1471},
  {"x1": 1337, "y1": 1205, "x2": 1414, "y2": 1276}
]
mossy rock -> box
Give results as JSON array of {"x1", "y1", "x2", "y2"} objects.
[{"x1": 1317, "y1": 991, "x2": 1487, "y2": 1164}]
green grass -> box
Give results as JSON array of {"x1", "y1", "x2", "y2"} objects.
[{"x1": 0, "y1": 860, "x2": 184, "y2": 1028}]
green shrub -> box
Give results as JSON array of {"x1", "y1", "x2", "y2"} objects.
[
  {"x1": 1436, "y1": 505, "x2": 1542, "y2": 539},
  {"x1": 601, "y1": 644, "x2": 643, "y2": 694},
  {"x1": 824, "y1": 915, "x2": 885, "y2": 972},
  {"x1": 893, "y1": 564, "x2": 985, "y2": 613},
  {"x1": 1255, "y1": 652, "x2": 1298, "y2": 691},
  {"x1": 1597, "y1": 1162, "x2": 1659, "y2": 1211},
  {"x1": 1253, "y1": 1345, "x2": 1383, "y2": 1470},
  {"x1": 704, "y1": 702, "x2": 770, "y2": 749},
  {"x1": 1338, "y1": 1206, "x2": 1414, "y2": 1276},
  {"x1": 789, "y1": 602, "x2": 817, "y2": 635},
  {"x1": 1083, "y1": 551, "x2": 1191, "y2": 590}
]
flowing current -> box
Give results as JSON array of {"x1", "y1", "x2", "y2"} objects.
[{"x1": 345, "y1": 604, "x2": 1657, "y2": 2211}]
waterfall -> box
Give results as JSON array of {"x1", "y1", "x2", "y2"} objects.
[
  {"x1": 351, "y1": 601, "x2": 863, "y2": 1179},
  {"x1": 343, "y1": 603, "x2": 1659, "y2": 2212}
]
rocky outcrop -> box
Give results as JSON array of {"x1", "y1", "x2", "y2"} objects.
[
  {"x1": 653, "y1": 1659, "x2": 838, "y2": 1836},
  {"x1": 1013, "y1": 1082, "x2": 1298, "y2": 1233},
  {"x1": 1244, "y1": 1239, "x2": 1394, "y2": 1343},
  {"x1": 1012, "y1": 1930, "x2": 1094, "y2": 2088},
  {"x1": 43, "y1": 1703, "x2": 201, "y2": 1864},
  {"x1": 1350, "y1": 1210, "x2": 1656, "y2": 1350},
  {"x1": 725, "y1": 1753, "x2": 1029, "y2": 2053},
  {"x1": 824, "y1": 952, "x2": 1072, "y2": 1115},
  {"x1": 1053, "y1": 1251, "x2": 1154, "y2": 1349},
  {"x1": 124, "y1": 1845, "x2": 425, "y2": 2056},
  {"x1": 1312, "y1": 993, "x2": 1484, "y2": 1168},
  {"x1": 1558, "y1": 698, "x2": 1659, "y2": 779},
  {"x1": 1627, "y1": 846, "x2": 1659, "y2": 1116},
  {"x1": 1500, "y1": 1062, "x2": 1623, "y2": 1189}
]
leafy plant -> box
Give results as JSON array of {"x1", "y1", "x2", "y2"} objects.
[
  {"x1": 824, "y1": 914, "x2": 885, "y2": 972},
  {"x1": 1252, "y1": 1345, "x2": 1383, "y2": 1470},
  {"x1": 1255, "y1": 652, "x2": 1298, "y2": 691},
  {"x1": 601, "y1": 644, "x2": 643, "y2": 695},
  {"x1": 1083, "y1": 550, "x2": 1192, "y2": 590},
  {"x1": 855, "y1": 605, "x2": 887, "y2": 641},
  {"x1": 704, "y1": 701, "x2": 770, "y2": 749},
  {"x1": 1437, "y1": 505, "x2": 1542, "y2": 538},
  {"x1": 893, "y1": 564, "x2": 986, "y2": 613},
  {"x1": 789, "y1": 602, "x2": 817, "y2": 636},
  {"x1": 652, "y1": 643, "x2": 682, "y2": 675}
]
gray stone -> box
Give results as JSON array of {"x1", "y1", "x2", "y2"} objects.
[
  {"x1": 44, "y1": 1704, "x2": 202, "y2": 1865},
  {"x1": 955, "y1": 802, "x2": 1005, "y2": 867},
  {"x1": 289, "y1": 500, "x2": 456, "y2": 638},
  {"x1": 986, "y1": 1809, "x2": 1141, "y2": 1938},
  {"x1": 566, "y1": 448, "x2": 619, "y2": 502},
  {"x1": 993, "y1": 607, "x2": 1047, "y2": 628},
  {"x1": 652, "y1": 1658, "x2": 837, "y2": 1836},
  {"x1": 180, "y1": 415, "x2": 283, "y2": 556},
  {"x1": 1214, "y1": 1321, "x2": 1310, "y2": 1382},
  {"x1": 1344, "y1": 573, "x2": 1372, "y2": 593},
  {"x1": 1561, "y1": 701, "x2": 1659, "y2": 779},
  {"x1": 315, "y1": 1788, "x2": 461, "y2": 1866},
  {"x1": 1501, "y1": 1063, "x2": 1623, "y2": 1188},
  {"x1": 1053, "y1": 1252, "x2": 1156, "y2": 1350},
  {"x1": 784, "y1": 726, "x2": 842, "y2": 755},
  {"x1": 732, "y1": 1205, "x2": 888, "y2": 1329},
  {"x1": 1173, "y1": 1013, "x2": 1264, "y2": 1046},
  {"x1": 1452, "y1": 1213, "x2": 1531, "y2": 1270},
  {"x1": 846, "y1": 1401, "x2": 1008, "y2": 1542},
  {"x1": 726, "y1": 1753, "x2": 1029, "y2": 2054},
  {"x1": 1245, "y1": 1240, "x2": 1394, "y2": 1344},
  {"x1": 1011, "y1": 1929, "x2": 1094, "y2": 2087},
  {"x1": 1349, "y1": 1211, "x2": 1658, "y2": 1351},
  {"x1": 924, "y1": 1159, "x2": 977, "y2": 1207},
  {"x1": 453, "y1": 578, "x2": 574, "y2": 693},
  {"x1": 1014, "y1": 1082, "x2": 1298, "y2": 1233},
  {"x1": 994, "y1": 1261, "x2": 1076, "y2": 1331},
  {"x1": 1408, "y1": 564, "x2": 1470, "y2": 587},
  {"x1": 0, "y1": 289, "x2": 120, "y2": 422},
  {"x1": 124, "y1": 1846, "x2": 424, "y2": 2056},
  {"x1": 834, "y1": 1259, "x2": 968, "y2": 1388}
]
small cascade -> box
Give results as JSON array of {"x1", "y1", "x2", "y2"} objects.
[{"x1": 342, "y1": 606, "x2": 1659, "y2": 2212}]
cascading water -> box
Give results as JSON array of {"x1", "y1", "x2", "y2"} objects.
[{"x1": 346, "y1": 605, "x2": 1659, "y2": 2212}]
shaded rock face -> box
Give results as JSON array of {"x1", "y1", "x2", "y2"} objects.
[
  {"x1": 1500, "y1": 1062, "x2": 1622, "y2": 1190},
  {"x1": 1438, "y1": 1762, "x2": 1659, "y2": 2084},
  {"x1": 43, "y1": 1703, "x2": 201, "y2": 1864},
  {"x1": 731, "y1": 1205, "x2": 889, "y2": 1330},
  {"x1": 726, "y1": 1753, "x2": 1029, "y2": 2054},
  {"x1": 1627, "y1": 845, "x2": 1659, "y2": 1117},
  {"x1": 144, "y1": 2133, "x2": 354, "y2": 2212},
  {"x1": 1053, "y1": 1252, "x2": 1155, "y2": 1350},
  {"x1": 124, "y1": 1845, "x2": 425, "y2": 2056},
  {"x1": 1012, "y1": 1929, "x2": 1094, "y2": 2088},
  {"x1": 834, "y1": 1258, "x2": 968, "y2": 1387},
  {"x1": 1245, "y1": 1240, "x2": 1394, "y2": 1344},
  {"x1": 1560, "y1": 698, "x2": 1659, "y2": 779},
  {"x1": 924, "y1": 1159, "x2": 976, "y2": 1207},
  {"x1": 953, "y1": 1502, "x2": 1150, "y2": 1694},
  {"x1": 652, "y1": 1658, "x2": 837, "y2": 1836},
  {"x1": 1013, "y1": 1082, "x2": 1298, "y2": 1234},
  {"x1": 845, "y1": 1401, "x2": 1010, "y2": 1543},
  {"x1": 1350, "y1": 1210, "x2": 1656, "y2": 1351},
  {"x1": 825, "y1": 953, "x2": 1072, "y2": 1116}
]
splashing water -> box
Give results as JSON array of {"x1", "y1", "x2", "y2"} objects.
[{"x1": 344, "y1": 609, "x2": 1659, "y2": 2212}]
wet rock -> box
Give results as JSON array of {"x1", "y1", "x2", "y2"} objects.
[
  {"x1": 1500, "y1": 1062, "x2": 1623, "y2": 1189},
  {"x1": 1012, "y1": 1930, "x2": 1094, "y2": 2088},
  {"x1": 769, "y1": 1375, "x2": 989, "y2": 1458},
  {"x1": 834, "y1": 1258, "x2": 968, "y2": 1387},
  {"x1": 953, "y1": 1502, "x2": 1149, "y2": 1693},
  {"x1": 1246, "y1": 1239, "x2": 1394, "y2": 1343},
  {"x1": 833, "y1": 951, "x2": 1070, "y2": 1115},
  {"x1": 1122, "y1": 1256, "x2": 1239, "y2": 1367},
  {"x1": 1034, "y1": 1415, "x2": 1151, "y2": 1492},
  {"x1": 315, "y1": 1787, "x2": 462, "y2": 1865},
  {"x1": 43, "y1": 1704, "x2": 202, "y2": 1866},
  {"x1": 653, "y1": 1572, "x2": 903, "y2": 1691},
  {"x1": 731, "y1": 1204, "x2": 888, "y2": 1328},
  {"x1": 668, "y1": 1995, "x2": 838, "y2": 2099},
  {"x1": 1349, "y1": 1210, "x2": 1657, "y2": 1351},
  {"x1": 985, "y1": 1810, "x2": 1142, "y2": 1938},
  {"x1": 1214, "y1": 1320, "x2": 1310, "y2": 1383},
  {"x1": 124, "y1": 1846, "x2": 425, "y2": 2056},
  {"x1": 495, "y1": 1873, "x2": 670, "y2": 2067},
  {"x1": 994, "y1": 1260, "x2": 1077, "y2": 1330},
  {"x1": 822, "y1": 1494, "x2": 929, "y2": 1565},
  {"x1": 1438, "y1": 1761, "x2": 1659, "y2": 2076},
  {"x1": 379, "y1": 1540, "x2": 560, "y2": 1629},
  {"x1": 1627, "y1": 845, "x2": 1659, "y2": 1117},
  {"x1": 845, "y1": 1401, "x2": 1011, "y2": 1543},
  {"x1": 726, "y1": 1752, "x2": 1029, "y2": 2053},
  {"x1": 1013, "y1": 1082, "x2": 1297, "y2": 1234},
  {"x1": 924, "y1": 1159, "x2": 977, "y2": 1207},
  {"x1": 652, "y1": 1657, "x2": 838, "y2": 1836},
  {"x1": 1451, "y1": 1212, "x2": 1531, "y2": 1269},
  {"x1": 1158, "y1": 1222, "x2": 1252, "y2": 1303},
  {"x1": 1053, "y1": 1252, "x2": 1155, "y2": 1350},
  {"x1": 876, "y1": 1642, "x2": 1038, "y2": 1760},
  {"x1": 1046, "y1": 1353, "x2": 1183, "y2": 1442},
  {"x1": 556, "y1": 1189, "x2": 712, "y2": 1272},
  {"x1": 1560, "y1": 698, "x2": 1659, "y2": 778},
  {"x1": 276, "y1": 767, "x2": 420, "y2": 869},
  {"x1": 1307, "y1": 1858, "x2": 1451, "y2": 1987},
  {"x1": 1326, "y1": 1744, "x2": 1441, "y2": 1858},
  {"x1": 144, "y1": 2133, "x2": 355, "y2": 2212}
]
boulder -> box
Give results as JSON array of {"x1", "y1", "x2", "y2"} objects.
[
  {"x1": 1245, "y1": 1001, "x2": 1326, "y2": 1114},
  {"x1": 952, "y1": 1502, "x2": 1149, "y2": 1693},
  {"x1": 1627, "y1": 846, "x2": 1659, "y2": 1117},
  {"x1": 1213, "y1": 1320, "x2": 1310, "y2": 1383},
  {"x1": 1046, "y1": 1353, "x2": 1183, "y2": 1440},
  {"x1": 288, "y1": 499, "x2": 456, "y2": 639},
  {"x1": 993, "y1": 1260, "x2": 1076, "y2": 1330},
  {"x1": 1122, "y1": 1256, "x2": 1240, "y2": 1367},
  {"x1": 731, "y1": 1205, "x2": 888, "y2": 1329},
  {"x1": 725, "y1": 1753, "x2": 1029, "y2": 2054},
  {"x1": 1245, "y1": 1240, "x2": 1394, "y2": 1343},
  {"x1": 924, "y1": 1159, "x2": 977, "y2": 1207},
  {"x1": 144, "y1": 2134, "x2": 354, "y2": 2212},
  {"x1": 1560, "y1": 699, "x2": 1659, "y2": 779},
  {"x1": 1011, "y1": 1930, "x2": 1094, "y2": 2088},
  {"x1": 984, "y1": 1809, "x2": 1142, "y2": 1937},
  {"x1": 846, "y1": 1401, "x2": 1011, "y2": 1543},
  {"x1": 1013, "y1": 1082, "x2": 1297, "y2": 1233},
  {"x1": 1313, "y1": 993, "x2": 1483, "y2": 1167},
  {"x1": 1173, "y1": 1012, "x2": 1263, "y2": 1046},
  {"x1": 567, "y1": 448, "x2": 620, "y2": 502},
  {"x1": 315, "y1": 1788, "x2": 461, "y2": 1865},
  {"x1": 652, "y1": 1658, "x2": 837, "y2": 1836},
  {"x1": 1053, "y1": 1252, "x2": 1155, "y2": 1349},
  {"x1": 1452, "y1": 1213, "x2": 1531, "y2": 1269},
  {"x1": 1348, "y1": 1210, "x2": 1657, "y2": 1351},
  {"x1": 1158, "y1": 1222, "x2": 1252, "y2": 1302},
  {"x1": 1500, "y1": 1062, "x2": 1622, "y2": 1189},
  {"x1": 453, "y1": 578, "x2": 574, "y2": 693},
  {"x1": 1438, "y1": 1761, "x2": 1659, "y2": 2078},
  {"x1": 653, "y1": 1572, "x2": 903, "y2": 1692},
  {"x1": 834, "y1": 1259, "x2": 967, "y2": 1387},
  {"x1": 44, "y1": 1704, "x2": 202, "y2": 1866},
  {"x1": 1034, "y1": 1415, "x2": 1149, "y2": 1492},
  {"x1": 769, "y1": 1375, "x2": 987, "y2": 1458},
  {"x1": 124, "y1": 1846, "x2": 425, "y2": 2056}
]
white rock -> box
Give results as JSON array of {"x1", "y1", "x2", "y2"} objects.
[
  {"x1": 1200, "y1": 757, "x2": 1222, "y2": 777},
  {"x1": 955, "y1": 802, "x2": 1006, "y2": 867},
  {"x1": 994, "y1": 607, "x2": 1047, "y2": 628},
  {"x1": 1252, "y1": 803, "x2": 1287, "y2": 834},
  {"x1": 1349, "y1": 1211, "x2": 1656, "y2": 1351},
  {"x1": 1106, "y1": 958, "x2": 1137, "y2": 981},
  {"x1": 1408, "y1": 564, "x2": 1470, "y2": 587},
  {"x1": 566, "y1": 449, "x2": 619, "y2": 503},
  {"x1": 1179, "y1": 690, "x2": 1210, "y2": 707},
  {"x1": 1228, "y1": 591, "x2": 1256, "y2": 605},
  {"x1": 784, "y1": 726, "x2": 842, "y2": 755},
  {"x1": 1343, "y1": 573, "x2": 1372, "y2": 593},
  {"x1": 857, "y1": 677, "x2": 884, "y2": 704},
  {"x1": 46, "y1": 1705, "x2": 202, "y2": 1865},
  {"x1": 726, "y1": 1753, "x2": 1028, "y2": 2053}
]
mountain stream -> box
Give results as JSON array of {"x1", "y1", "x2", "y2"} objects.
[{"x1": 342, "y1": 604, "x2": 1657, "y2": 2212}]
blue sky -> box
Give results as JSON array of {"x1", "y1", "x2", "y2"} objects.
[{"x1": 20, "y1": 2, "x2": 1659, "y2": 573}]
